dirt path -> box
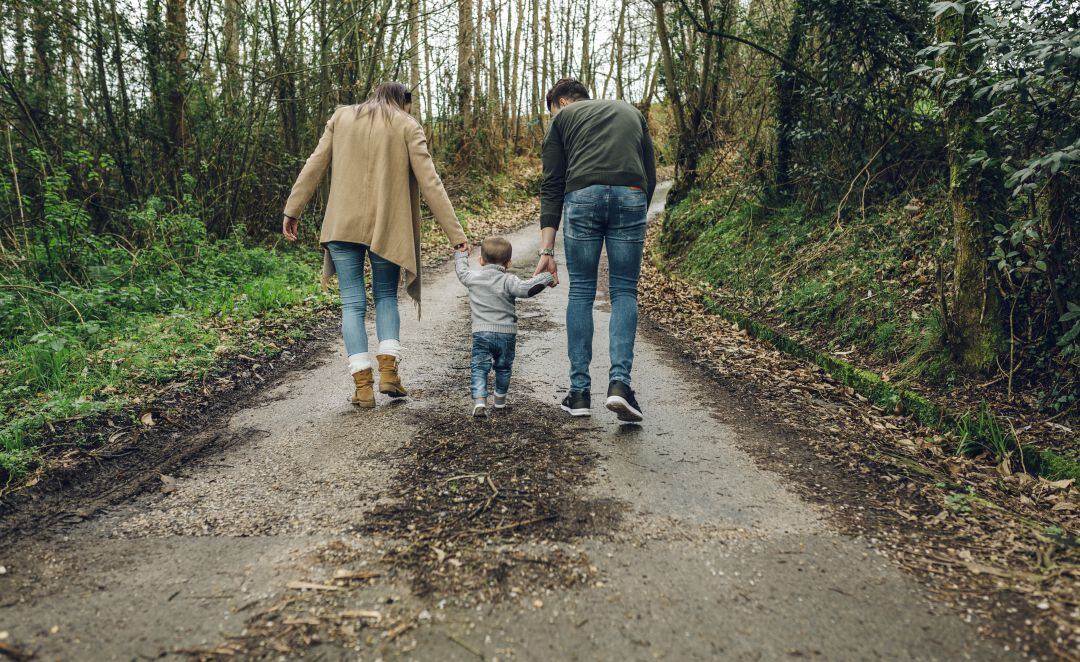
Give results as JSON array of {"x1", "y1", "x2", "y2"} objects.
[{"x1": 0, "y1": 184, "x2": 1012, "y2": 660}]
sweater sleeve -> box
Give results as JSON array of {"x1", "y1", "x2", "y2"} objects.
[
  {"x1": 505, "y1": 272, "x2": 554, "y2": 299},
  {"x1": 539, "y1": 120, "x2": 567, "y2": 230},
  {"x1": 406, "y1": 120, "x2": 467, "y2": 247},
  {"x1": 284, "y1": 110, "x2": 337, "y2": 219},
  {"x1": 640, "y1": 112, "x2": 657, "y2": 204},
  {"x1": 454, "y1": 250, "x2": 473, "y2": 286}
]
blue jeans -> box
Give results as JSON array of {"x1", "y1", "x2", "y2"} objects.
[
  {"x1": 470, "y1": 331, "x2": 517, "y2": 398},
  {"x1": 563, "y1": 185, "x2": 648, "y2": 392},
  {"x1": 325, "y1": 241, "x2": 401, "y2": 356}
]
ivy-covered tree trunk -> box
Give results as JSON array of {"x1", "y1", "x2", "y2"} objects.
[
  {"x1": 936, "y1": 3, "x2": 1005, "y2": 374},
  {"x1": 164, "y1": 0, "x2": 187, "y2": 164},
  {"x1": 773, "y1": 0, "x2": 805, "y2": 197}
]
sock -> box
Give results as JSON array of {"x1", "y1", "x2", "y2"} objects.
[
  {"x1": 348, "y1": 353, "x2": 372, "y2": 374},
  {"x1": 377, "y1": 339, "x2": 402, "y2": 359}
]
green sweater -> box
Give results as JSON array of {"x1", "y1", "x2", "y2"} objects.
[{"x1": 540, "y1": 99, "x2": 657, "y2": 230}]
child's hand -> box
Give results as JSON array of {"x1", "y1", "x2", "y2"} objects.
[{"x1": 454, "y1": 242, "x2": 470, "y2": 254}]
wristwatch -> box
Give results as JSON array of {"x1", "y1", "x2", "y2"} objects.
[{"x1": 538, "y1": 248, "x2": 555, "y2": 257}]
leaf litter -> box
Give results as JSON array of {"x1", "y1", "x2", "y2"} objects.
[{"x1": 637, "y1": 221, "x2": 1079, "y2": 659}]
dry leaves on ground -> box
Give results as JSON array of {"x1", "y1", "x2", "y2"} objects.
[
  {"x1": 638, "y1": 223, "x2": 1079, "y2": 659},
  {"x1": 421, "y1": 199, "x2": 541, "y2": 267}
]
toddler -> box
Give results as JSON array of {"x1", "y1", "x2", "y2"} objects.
[{"x1": 455, "y1": 237, "x2": 554, "y2": 416}]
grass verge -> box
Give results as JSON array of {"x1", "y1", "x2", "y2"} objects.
[
  {"x1": 656, "y1": 186, "x2": 1078, "y2": 480},
  {"x1": 0, "y1": 229, "x2": 333, "y2": 486}
]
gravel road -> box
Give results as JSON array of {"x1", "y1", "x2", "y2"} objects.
[{"x1": 0, "y1": 184, "x2": 1012, "y2": 660}]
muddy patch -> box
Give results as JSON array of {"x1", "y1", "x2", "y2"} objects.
[
  {"x1": 361, "y1": 394, "x2": 622, "y2": 601},
  {"x1": 185, "y1": 290, "x2": 627, "y2": 659}
]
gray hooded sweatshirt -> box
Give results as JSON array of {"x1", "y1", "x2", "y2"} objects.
[{"x1": 455, "y1": 251, "x2": 554, "y2": 334}]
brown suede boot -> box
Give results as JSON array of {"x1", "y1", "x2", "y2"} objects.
[
  {"x1": 350, "y1": 368, "x2": 375, "y2": 408},
  {"x1": 377, "y1": 355, "x2": 408, "y2": 398}
]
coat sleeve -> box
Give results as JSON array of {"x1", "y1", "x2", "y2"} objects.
[
  {"x1": 540, "y1": 120, "x2": 567, "y2": 230},
  {"x1": 640, "y1": 111, "x2": 657, "y2": 204},
  {"x1": 406, "y1": 121, "x2": 467, "y2": 247},
  {"x1": 284, "y1": 110, "x2": 338, "y2": 219}
]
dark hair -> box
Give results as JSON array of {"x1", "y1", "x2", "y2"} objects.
[
  {"x1": 481, "y1": 237, "x2": 513, "y2": 265},
  {"x1": 356, "y1": 81, "x2": 412, "y2": 123},
  {"x1": 546, "y1": 78, "x2": 590, "y2": 111}
]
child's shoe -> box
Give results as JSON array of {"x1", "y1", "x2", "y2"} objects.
[
  {"x1": 493, "y1": 393, "x2": 508, "y2": 409},
  {"x1": 472, "y1": 398, "x2": 488, "y2": 417}
]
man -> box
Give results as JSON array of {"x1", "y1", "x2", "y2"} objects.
[{"x1": 533, "y1": 78, "x2": 656, "y2": 423}]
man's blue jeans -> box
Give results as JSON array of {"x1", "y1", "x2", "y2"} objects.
[
  {"x1": 563, "y1": 185, "x2": 648, "y2": 393},
  {"x1": 470, "y1": 331, "x2": 517, "y2": 398},
  {"x1": 326, "y1": 241, "x2": 401, "y2": 357}
]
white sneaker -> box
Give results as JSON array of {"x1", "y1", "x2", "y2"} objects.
[
  {"x1": 472, "y1": 398, "x2": 488, "y2": 417},
  {"x1": 493, "y1": 393, "x2": 508, "y2": 409}
]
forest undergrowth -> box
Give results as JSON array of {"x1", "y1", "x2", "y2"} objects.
[
  {"x1": 658, "y1": 173, "x2": 1078, "y2": 481},
  {"x1": 0, "y1": 158, "x2": 542, "y2": 488}
]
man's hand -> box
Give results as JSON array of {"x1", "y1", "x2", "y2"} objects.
[
  {"x1": 534, "y1": 254, "x2": 559, "y2": 287},
  {"x1": 282, "y1": 215, "x2": 299, "y2": 241},
  {"x1": 454, "y1": 242, "x2": 471, "y2": 254}
]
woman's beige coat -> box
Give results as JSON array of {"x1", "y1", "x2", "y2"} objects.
[{"x1": 284, "y1": 106, "x2": 467, "y2": 308}]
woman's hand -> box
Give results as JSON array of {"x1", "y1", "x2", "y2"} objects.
[{"x1": 282, "y1": 215, "x2": 299, "y2": 241}]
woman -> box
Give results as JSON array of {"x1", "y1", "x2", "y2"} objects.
[{"x1": 282, "y1": 82, "x2": 468, "y2": 408}]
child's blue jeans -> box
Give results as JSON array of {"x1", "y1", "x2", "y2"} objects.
[{"x1": 470, "y1": 331, "x2": 517, "y2": 398}]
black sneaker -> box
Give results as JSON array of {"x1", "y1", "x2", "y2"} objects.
[
  {"x1": 605, "y1": 381, "x2": 643, "y2": 422},
  {"x1": 560, "y1": 390, "x2": 591, "y2": 417}
]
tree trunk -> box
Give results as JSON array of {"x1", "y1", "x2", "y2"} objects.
[
  {"x1": 531, "y1": 0, "x2": 544, "y2": 134},
  {"x1": 936, "y1": 4, "x2": 1005, "y2": 374},
  {"x1": 774, "y1": 0, "x2": 805, "y2": 195},
  {"x1": 580, "y1": 0, "x2": 591, "y2": 90},
  {"x1": 615, "y1": 0, "x2": 627, "y2": 100},
  {"x1": 488, "y1": 0, "x2": 499, "y2": 149},
  {"x1": 653, "y1": 1, "x2": 684, "y2": 137},
  {"x1": 30, "y1": 0, "x2": 53, "y2": 141},
  {"x1": 510, "y1": 0, "x2": 523, "y2": 148},
  {"x1": 164, "y1": 0, "x2": 187, "y2": 164},
  {"x1": 223, "y1": 0, "x2": 241, "y2": 100},
  {"x1": 457, "y1": 0, "x2": 475, "y2": 161},
  {"x1": 13, "y1": 0, "x2": 28, "y2": 87},
  {"x1": 408, "y1": 0, "x2": 421, "y2": 120},
  {"x1": 107, "y1": 0, "x2": 136, "y2": 196},
  {"x1": 422, "y1": 0, "x2": 435, "y2": 141}
]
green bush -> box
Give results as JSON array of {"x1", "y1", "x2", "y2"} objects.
[{"x1": 0, "y1": 163, "x2": 325, "y2": 482}]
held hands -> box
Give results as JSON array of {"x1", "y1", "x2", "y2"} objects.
[
  {"x1": 534, "y1": 254, "x2": 559, "y2": 287},
  {"x1": 282, "y1": 215, "x2": 299, "y2": 241}
]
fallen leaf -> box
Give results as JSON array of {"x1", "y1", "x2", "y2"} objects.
[
  {"x1": 283, "y1": 616, "x2": 321, "y2": 626},
  {"x1": 341, "y1": 609, "x2": 382, "y2": 622},
  {"x1": 140, "y1": 411, "x2": 155, "y2": 426},
  {"x1": 285, "y1": 580, "x2": 340, "y2": 592},
  {"x1": 333, "y1": 569, "x2": 381, "y2": 581}
]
